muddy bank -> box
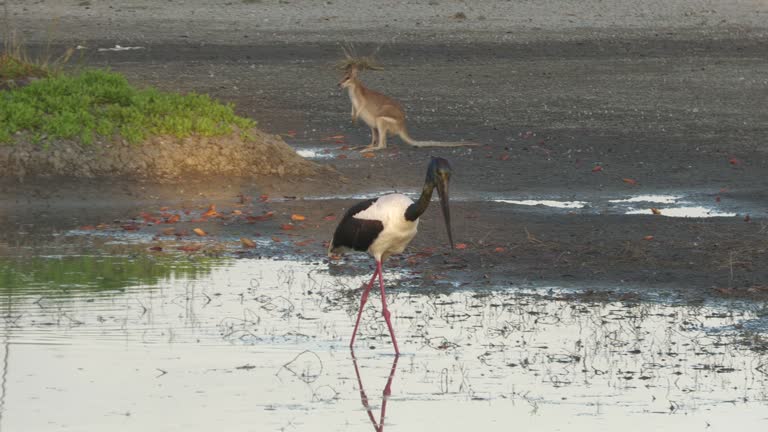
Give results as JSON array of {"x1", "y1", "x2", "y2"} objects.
[{"x1": 0, "y1": 128, "x2": 334, "y2": 182}]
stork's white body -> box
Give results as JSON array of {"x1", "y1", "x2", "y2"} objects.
[{"x1": 355, "y1": 194, "x2": 419, "y2": 261}]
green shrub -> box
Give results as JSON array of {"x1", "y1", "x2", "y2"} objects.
[{"x1": 0, "y1": 69, "x2": 256, "y2": 145}]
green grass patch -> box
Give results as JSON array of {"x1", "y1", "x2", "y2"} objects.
[
  {"x1": 0, "y1": 69, "x2": 256, "y2": 145},
  {"x1": 0, "y1": 53, "x2": 50, "y2": 81}
]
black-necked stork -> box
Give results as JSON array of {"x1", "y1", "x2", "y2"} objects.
[{"x1": 329, "y1": 157, "x2": 454, "y2": 354}]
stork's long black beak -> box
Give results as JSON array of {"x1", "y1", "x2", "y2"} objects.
[{"x1": 435, "y1": 174, "x2": 454, "y2": 249}]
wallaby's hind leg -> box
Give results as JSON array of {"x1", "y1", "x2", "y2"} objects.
[{"x1": 373, "y1": 117, "x2": 396, "y2": 151}]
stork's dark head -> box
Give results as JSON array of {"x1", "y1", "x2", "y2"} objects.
[{"x1": 427, "y1": 157, "x2": 454, "y2": 249}]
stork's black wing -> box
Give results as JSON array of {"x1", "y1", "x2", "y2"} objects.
[{"x1": 331, "y1": 198, "x2": 384, "y2": 252}]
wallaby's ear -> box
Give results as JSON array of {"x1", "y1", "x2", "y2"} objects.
[{"x1": 349, "y1": 66, "x2": 359, "y2": 77}]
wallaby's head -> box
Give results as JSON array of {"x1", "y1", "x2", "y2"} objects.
[{"x1": 338, "y1": 66, "x2": 358, "y2": 89}]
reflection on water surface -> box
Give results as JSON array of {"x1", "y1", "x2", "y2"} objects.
[{"x1": 0, "y1": 256, "x2": 765, "y2": 431}]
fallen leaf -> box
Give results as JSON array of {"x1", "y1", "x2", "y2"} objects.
[
  {"x1": 259, "y1": 194, "x2": 269, "y2": 202},
  {"x1": 231, "y1": 209, "x2": 243, "y2": 216},
  {"x1": 327, "y1": 134, "x2": 345, "y2": 140},
  {"x1": 455, "y1": 243, "x2": 468, "y2": 249},
  {"x1": 148, "y1": 246, "x2": 163, "y2": 252},
  {"x1": 622, "y1": 178, "x2": 638, "y2": 185},
  {"x1": 159, "y1": 206, "x2": 170, "y2": 211},
  {"x1": 295, "y1": 239, "x2": 314, "y2": 247},
  {"x1": 140, "y1": 212, "x2": 160, "y2": 224},
  {"x1": 193, "y1": 228, "x2": 207, "y2": 236},
  {"x1": 291, "y1": 214, "x2": 306, "y2": 221},
  {"x1": 643, "y1": 235, "x2": 654, "y2": 241},
  {"x1": 729, "y1": 158, "x2": 741, "y2": 165},
  {"x1": 281, "y1": 224, "x2": 296, "y2": 231},
  {"x1": 285, "y1": 130, "x2": 297, "y2": 137},
  {"x1": 499, "y1": 153, "x2": 510, "y2": 161},
  {"x1": 271, "y1": 236, "x2": 282, "y2": 243},
  {"x1": 592, "y1": 165, "x2": 603, "y2": 172},
  {"x1": 165, "y1": 214, "x2": 180, "y2": 224},
  {"x1": 246, "y1": 211, "x2": 275, "y2": 223},
  {"x1": 323, "y1": 214, "x2": 337, "y2": 221},
  {"x1": 651, "y1": 208, "x2": 661, "y2": 215},
  {"x1": 494, "y1": 247, "x2": 506, "y2": 253},
  {"x1": 177, "y1": 244, "x2": 202, "y2": 252},
  {"x1": 362, "y1": 152, "x2": 375, "y2": 158},
  {"x1": 121, "y1": 224, "x2": 140, "y2": 231},
  {"x1": 240, "y1": 237, "x2": 256, "y2": 248},
  {"x1": 202, "y1": 204, "x2": 219, "y2": 218},
  {"x1": 80, "y1": 225, "x2": 95, "y2": 230}
]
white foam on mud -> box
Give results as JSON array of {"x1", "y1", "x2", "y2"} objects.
[
  {"x1": 493, "y1": 199, "x2": 588, "y2": 209},
  {"x1": 609, "y1": 194, "x2": 682, "y2": 204},
  {"x1": 296, "y1": 148, "x2": 334, "y2": 159},
  {"x1": 626, "y1": 206, "x2": 737, "y2": 218},
  {"x1": 97, "y1": 45, "x2": 146, "y2": 52}
]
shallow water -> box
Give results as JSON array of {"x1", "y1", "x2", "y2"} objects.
[{"x1": 0, "y1": 255, "x2": 767, "y2": 431}]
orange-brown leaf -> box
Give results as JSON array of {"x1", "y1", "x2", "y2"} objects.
[
  {"x1": 622, "y1": 178, "x2": 638, "y2": 185},
  {"x1": 455, "y1": 243, "x2": 468, "y2": 249},
  {"x1": 291, "y1": 214, "x2": 306, "y2": 221},
  {"x1": 280, "y1": 224, "x2": 296, "y2": 231},
  {"x1": 362, "y1": 152, "x2": 375, "y2": 158},
  {"x1": 494, "y1": 247, "x2": 506, "y2": 253},
  {"x1": 651, "y1": 208, "x2": 661, "y2": 215},
  {"x1": 271, "y1": 236, "x2": 282, "y2": 243},
  {"x1": 643, "y1": 235, "x2": 654, "y2": 241},
  {"x1": 202, "y1": 204, "x2": 219, "y2": 218},
  {"x1": 165, "y1": 214, "x2": 180, "y2": 224},
  {"x1": 592, "y1": 165, "x2": 603, "y2": 172},
  {"x1": 193, "y1": 228, "x2": 207, "y2": 236},
  {"x1": 241, "y1": 237, "x2": 256, "y2": 248},
  {"x1": 322, "y1": 214, "x2": 337, "y2": 221},
  {"x1": 177, "y1": 244, "x2": 202, "y2": 252}
]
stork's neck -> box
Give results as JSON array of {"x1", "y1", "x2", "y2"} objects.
[{"x1": 404, "y1": 181, "x2": 435, "y2": 222}]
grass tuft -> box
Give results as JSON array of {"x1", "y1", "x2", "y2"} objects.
[{"x1": 0, "y1": 69, "x2": 256, "y2": 145}]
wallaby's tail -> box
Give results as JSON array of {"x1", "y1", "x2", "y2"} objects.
[{"x1": 399, "y1": 130, "x2": 479, "y2": 148}]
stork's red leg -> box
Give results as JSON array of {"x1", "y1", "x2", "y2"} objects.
[
  {"x1": 350, "y1": 267, "x2": 379, "y2": 348},
  {"x1": 376, "y1": 261, "x2": 400, "y2": 354}
]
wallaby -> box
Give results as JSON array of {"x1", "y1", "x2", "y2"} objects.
[{"x1": 338, "y1": 66, "x2": 478, "y2": 151}]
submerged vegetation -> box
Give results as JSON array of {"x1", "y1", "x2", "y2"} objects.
[
  {"x1": 0, "y1": 69, "x2": 256, "y2": 145},
  {"x1": 0, "y1": 254, "x2": 217, "y2": 294}
]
